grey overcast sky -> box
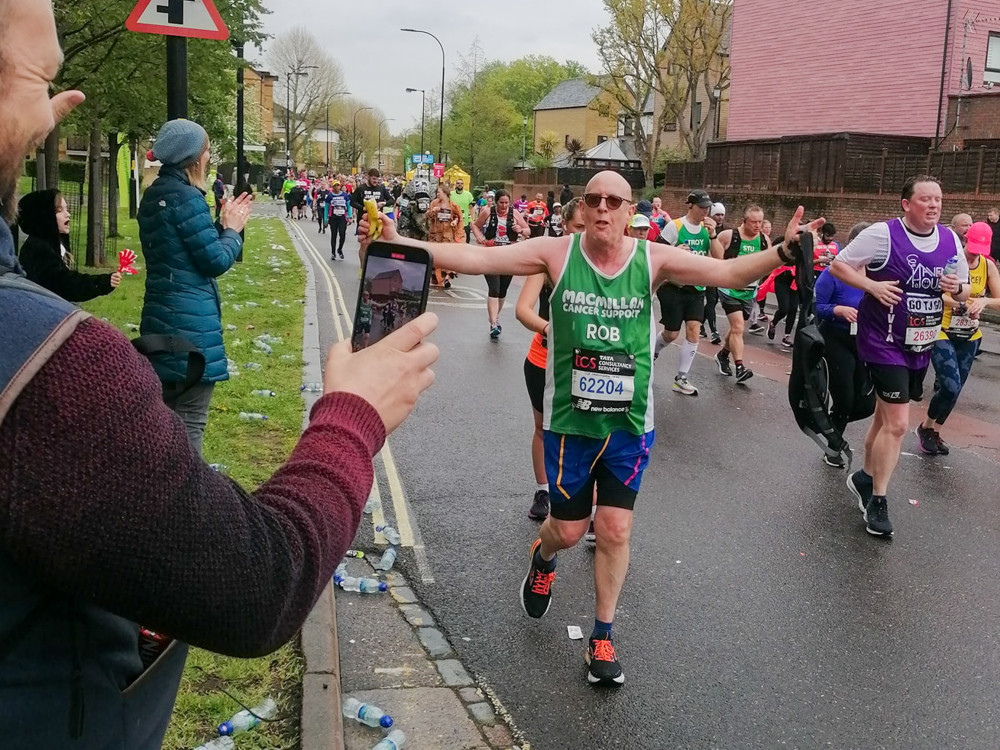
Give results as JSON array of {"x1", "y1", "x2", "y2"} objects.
[{"x1": 254, "y1": 0, "x2": 608, "y2": 135}]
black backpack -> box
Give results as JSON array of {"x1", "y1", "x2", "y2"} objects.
[{"x1": 787, "y1": 232, "x2": 872, "y2": 469}]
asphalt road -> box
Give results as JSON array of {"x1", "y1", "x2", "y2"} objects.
[{"x1": 279, "y1": 204, "x2": 1000, "y2": 750}]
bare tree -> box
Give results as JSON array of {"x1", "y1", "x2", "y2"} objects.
[{"x1": 268, "y1": 27, "x2": 347, "y2": 166}]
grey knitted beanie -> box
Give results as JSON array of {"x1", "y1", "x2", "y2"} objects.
[{"x1": 152, "y1": 119, "x2": 209, "y2": 167}]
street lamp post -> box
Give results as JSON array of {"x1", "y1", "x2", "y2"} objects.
[
  {"x1": 522, "y1": 116, "x2": 528, "y2": 166},
  {"x1": 377, "y1": 118, "x2": 395, "y2": 173},
  {"x1": 353, "y1": 106, "x2": 373, "y2": 173},
  {"x1": 401, "y1": 28, "x2": 444, "y2": 162},
  {"x1": 285, "y1": 65, "x2": 317, "y2": 172},
  {"x1": 405, "y1": 88, "x2": 426, "y2": 166}
]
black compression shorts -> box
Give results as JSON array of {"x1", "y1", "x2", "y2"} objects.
[{"x1": 485, "y1": 274, "x2": 513, "y2": 299}]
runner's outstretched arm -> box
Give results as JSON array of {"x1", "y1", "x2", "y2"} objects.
[
  {"x1": 654, "y1": 206, "x2": 824, "y2": 289},
  {"x1": 361, "y1": 211, "x2": 554, "y2": 276}
]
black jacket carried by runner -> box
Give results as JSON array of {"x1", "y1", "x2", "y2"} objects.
[{"x1": 350, "y1": 183, "x2": 393, "y2": 215}]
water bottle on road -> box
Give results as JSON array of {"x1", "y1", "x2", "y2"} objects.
[
  {"x1": 376, "y1": 525, "x2": 401, "y2": 545},
  {"x1": 371, "y1": 547, "x2": 397, "y2": 572},
  {"x1": 344, "y1": 549, "x2": 365, "y2": 558},
  {"x1": 218, "y1": 697, "x2": 277, "y2": 735},
  {"x1": 342, "y1": 697, "x2": 393, "y2": 729},
  {"x1": 334, "y1": 562, "x2": 347, "y2": 583},
  {"x1": 339, "y1": 576, "x2": 387, "y2": 594},
  {"x1": 239, "y1": 412, "x2": 268, "y2": 421},
  {"x1": 364, "y1": 493, "x2": 380, "y2": 514},
  {"x1": 370, "y1": 729, "x2": 406, "y2": 750},
  {"x1": 251, "y1": 389, "x2": 276, "y2": 397}
]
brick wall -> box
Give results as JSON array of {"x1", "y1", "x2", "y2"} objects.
[
  {"x1": 941, "y1": 92, "x2": 1000, "y2": 150},
  {"x1": 659, "y1": 188, "x2": 1000, "y2": 245}
]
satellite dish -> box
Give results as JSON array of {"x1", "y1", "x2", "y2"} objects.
[{"x1": 966, "y1": 57, "x2": 974, "y2": 90}]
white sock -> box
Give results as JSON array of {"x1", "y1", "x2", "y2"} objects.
[
  {"x1": 678, "y1": 338, "x2": 698, "y2": 377},
  {"x1": 537, "y1": 482, "x2": 548, "y2": 492},
  {"x1": 654, "y1": 331, "x2": 670, "y2": 357}
]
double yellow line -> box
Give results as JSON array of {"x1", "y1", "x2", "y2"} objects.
[{"x1": 285, "y1": 220, "x2": 433, "y2": 582}]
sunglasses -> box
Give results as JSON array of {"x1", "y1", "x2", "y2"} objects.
[{"x1": 583, "y1": 193, "x2": 629, "y2": 210}]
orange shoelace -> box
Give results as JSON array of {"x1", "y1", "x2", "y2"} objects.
[
  {"x1": 591, "y1": 638, "x2": 617, "y2": 662},
  {"x1": 530, "y1": 570, "x2": 555, "y2": 595}
]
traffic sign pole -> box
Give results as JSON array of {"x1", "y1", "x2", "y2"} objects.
[{"x1": 166, "y1": 37, "x2": 188, "y2": 120}]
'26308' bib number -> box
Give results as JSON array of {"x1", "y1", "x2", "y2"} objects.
[
  {"x1": 904, "y1": 293, "x2": 943, "y2": 352},
  {"x1": 571, "y1": 348, "x2": 636, "y2": 414}
]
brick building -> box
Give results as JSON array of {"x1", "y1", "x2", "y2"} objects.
[
  {"x1": 532, "y1": 79, "x2": 620, "y2": 156},
  {"x1": 728, "y1": 0, "x2": 1000, "y2": 142}
]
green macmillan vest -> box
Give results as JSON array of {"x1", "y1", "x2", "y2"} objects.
[
  {"x1": 720, "y1": 230, "x2": 766, "y2": 300},
  {"x1": 671, "y1": 218, "x2": 711, "y2": 292},
  {"x1": 0, "y1": 272, "x2": 188, "y2": 750},
  {"x1": 544, "y1": 235, "x2": 655, "y2": 439}
]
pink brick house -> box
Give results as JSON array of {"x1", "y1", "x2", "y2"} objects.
[{"x1": 728, "y1": 0, "x2": 1000, "y2": 142}]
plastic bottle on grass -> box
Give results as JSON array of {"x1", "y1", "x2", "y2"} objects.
[
  {"x1": 193, "y1": 737, "x2": 235, "y2": 750},
  {"x1": 301, "y1": 382, "x2": 323, "y2": 393},
  {"x1": 251, "y1": 389, "x2": 276, "y2": 397},
  {"x1": 244, "y1": 362, "x2": 262, "y2": 371},
  {"x1": 254, "y1": 341, "x2": 272, "y2": 355},
  {"x1": 342, "y1": 697, "x2": 393, "y2": 729},
  {"x1": 370, "y1": 729, "x2": 406, "y2": 750},
  {"x1": 371, "y1": 547, "x2": 397, "y2": 572},
  {"x1": 339, "y1": 576, "x2": 387, "y2": 594},
  {"x1": 239, "y1": 412, "x2": 268, "y2": 421},
  {"x1": 218, "y1": 697, "x2": 277, "y2": 736},
  {"x1": 376, "y1": 525, "x2": 401, "y2": 545}
]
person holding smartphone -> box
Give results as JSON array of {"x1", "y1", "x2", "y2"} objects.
[{"x1": 361, "y1": 170, "x2": 822, "y2": 687}]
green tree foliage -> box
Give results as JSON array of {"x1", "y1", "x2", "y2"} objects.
[{"x1": 435, "y1": 43, "x2": 589, "y2": 182}]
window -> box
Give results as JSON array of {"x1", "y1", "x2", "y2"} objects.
[
  {"x1": 597, "y1": 135, "x2": 608, "y2": 144},
  {"x1": 663, "y1": 121, "x2": 678, "y2": 132},
  {"x1": 987, "y1": 33, "x2": 1000, "y2": 84}
]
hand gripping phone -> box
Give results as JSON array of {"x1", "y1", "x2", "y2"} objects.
[{"x1": 351, "y1": 241, "x2": 433, "y2": 352}]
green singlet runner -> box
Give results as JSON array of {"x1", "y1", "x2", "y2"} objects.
[
  {"x1": 543, "y1": 234, "x2": 655, "y2": 439},
  {"x1": 719, "y1": 232, "x2": 762, "y2": 299},
  {"x1": 671, "y1": 218, "x2": 711, "y2": 292}
]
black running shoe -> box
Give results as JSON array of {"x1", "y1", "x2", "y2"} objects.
[
  {"x1": 935, "y1": 432, "x2": 950, "y2": 455},
  {"x1": 520, "y1": 539, "x2": 555, "y2": 619},
  {"x1": 864, "y1": 496, "x2": 894, "y2": 536},
  {"x1": 823, "y1": 454, "x2": 846, "y2": 469},
  {"x1": 715, "y1": 351, "x2": 732, "y2": 376},
  {"x1": 748, "y1": 323, "x2": 765, "y2": 336},
  {"x1": 338, "y1": 252, "x2": 345, "y2": 259},
  {"x1": 528, "y1": 490, "x2": 550, "y2": 520},
  {"x1": 914, "y1": 425, "x2": 939, "y2": 455},
  {"x1": 586, "y1": 633, "x2": 624, "y2": 685},
  {"x1": 711, "y1": 332, "x2": 722, "y2": 345},
  {"x1": 735, "y1": 364, "x2": 754, "y2": 383},
  {"x1": 847, "y1": 471, "x2": 873, "y2": 513}
]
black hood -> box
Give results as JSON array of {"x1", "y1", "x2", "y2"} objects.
[{"x1": 17, "y1": 190, "x2": 64, "y2": 245}]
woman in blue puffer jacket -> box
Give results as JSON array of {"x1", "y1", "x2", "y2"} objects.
[{"x1": 139, "y1": 119, "x2": 252, "y2": 454}]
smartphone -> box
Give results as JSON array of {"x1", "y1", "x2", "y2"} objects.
[{"x1": 351, "y1": 241, "x2": 433, "y2": 352}]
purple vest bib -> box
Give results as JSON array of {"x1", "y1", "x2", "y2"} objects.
[{"x1": 856, "y1": 219, "x2": 956, "y2": 369}]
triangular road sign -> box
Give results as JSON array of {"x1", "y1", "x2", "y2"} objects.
[{"x1": 126, "y1": 0, "x2": 229, "y2": 41}]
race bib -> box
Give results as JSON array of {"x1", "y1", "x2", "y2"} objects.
[
  {"x1": 570, "y1": 349, "x2": 636, "y2": 414},
  {"x1": 437, "y1": 210, "x2": 452, "y2": 222},
  {"x1": 332, "y1": 206, "x2": 346, "y2": 216},
  {"x1": 904, "y1": 294, "x2": 943, "y2": 352},
  {"x1": 946, "y1": 311, "x2": 979, "y2": 341}
]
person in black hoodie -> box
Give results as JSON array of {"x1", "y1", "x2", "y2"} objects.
[{"x1": 17, "y1": 189, "x2": 120, "y2": 302}]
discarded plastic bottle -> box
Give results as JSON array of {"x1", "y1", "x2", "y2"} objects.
[
  {"x1": 342, "y1": 697, "x2": 393, "y2": 729},
  {"x1": 344, "y1": 549, "x2": 365, "y2": 558},
  {"x1": 218, "y1": 697, "x2": 277, "y2": 736},
  {"x1": 239, "y1": 412, "x2": 268, "y2": 421},
  {"x1": 370, "y1": 729, "x2": 406, "y2": 750},
  {"x1": 339, "y1": 576, "x2": 387, "y2": 594},
  {"x1": 251, "y1": 389, "x2": 276, "y2": 397},
  {"x1": 245, "y1": 301, "x2": 260, "y2": 308},
  {"x1": 334, "y1": 562, "x2": 347, "y2": 583},
  {"x1": 376, "y1": 525, "x2": 401, "y2": 546},
  {"x1": 363, "y1": 494, "x2": 380, "y2": 514},
  {"x1": 226, "y1": 324, "x2": 237, "y2": 331},
  {"x1": 193, "y1": 737, "x2": 235, "y2": 750},
  {"x1": 244, "y1": 363, "x2": 263, "y2": 371},
  {"x1": 371, "y1": 547, "x2": 397, "y2": 572},
  {"x1": 301, "y1": 382, "x2": 323, "y2": 393},
  {"x1": 232, "y1": 304, "x2": 243, "y2": 311},
  {"x1": 208, "y1": 464, "x2": 229, "y2": 472},
  {"x1": 254, "y1": 341, "x2": 272, "y2": 355}
]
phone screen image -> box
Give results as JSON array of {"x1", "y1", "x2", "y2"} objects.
[{"x1": 352, "y1": 243, "x2": 432, "y2": 352}]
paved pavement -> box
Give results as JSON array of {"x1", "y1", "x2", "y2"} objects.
[{"x1": 284, "y1": 203, "x2": 1000, "y2": 750}]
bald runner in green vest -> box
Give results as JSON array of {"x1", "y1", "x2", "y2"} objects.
[{"x1": 360, "y1": 171, "x2": 822, "y2": 687}]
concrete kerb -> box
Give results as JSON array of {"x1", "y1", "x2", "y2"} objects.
[{"x1": 291, "y1": 225, "x2": 347, "y2": 750}]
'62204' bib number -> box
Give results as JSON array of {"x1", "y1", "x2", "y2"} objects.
[{"x1": 571, "y1": 348, "x2": 636, "y2": 414}]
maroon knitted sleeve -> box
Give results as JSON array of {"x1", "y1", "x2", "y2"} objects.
[{"x1": 0, "y1": 318, "x2": 386, "y2": 657}]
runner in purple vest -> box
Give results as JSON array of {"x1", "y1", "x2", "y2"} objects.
[{"x1": 830, "y1": 175, "x2": 969, "y2": 537}]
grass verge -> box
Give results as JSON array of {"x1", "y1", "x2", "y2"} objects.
[{"x1": 81, "y1": 214, "x2": 308, "y2": 750}]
